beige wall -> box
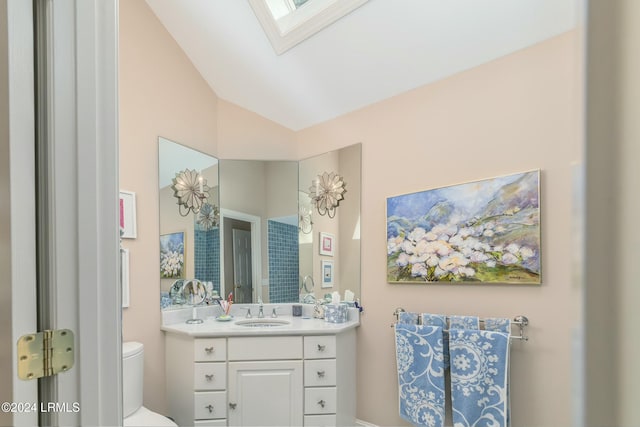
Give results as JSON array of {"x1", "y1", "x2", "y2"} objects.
[
  {"x1": 217, "y1": 99, "x2": 297, "y2": 160},
  {"x1": 296, "y1": 31, "x2": 581, "y2": 426},
  {"x1": 119, "y1": 0, "x2": 220, "y2": 414}
]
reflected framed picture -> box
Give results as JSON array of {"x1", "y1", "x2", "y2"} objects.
[
  {"x1": 319, "y1": 232, "x2": 335, "y2": 256},
  {"x1": 160, "y1": 231, "x2": 185, "y2": 279},
  {"x1": 119, "y1": 190, "x2": 137, "y2": 239},
  {"x1": 321, "y1": 260, "x2": 334, "y2": 288}
]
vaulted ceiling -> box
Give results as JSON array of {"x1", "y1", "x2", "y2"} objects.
[{"x1": 145, "y1": 0, "x2": 577, "y2": 131}]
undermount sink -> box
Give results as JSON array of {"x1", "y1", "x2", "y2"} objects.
[{"x1": 235, "y1": 318, "x2": 291, "y2": 328}]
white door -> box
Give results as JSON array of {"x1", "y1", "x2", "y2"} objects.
[
  {"x1": 228, "y1": 361, "x2": 303, "y2": 426},
  {"x1": 1, "y1": 1, "x2": 121, "y2": 426},
  {"x1": 232, "y1": 228, "x2": 253, "y2": 303},
  {"x1": 1, "y1": 2, "x2": 38, "y2": 426}
]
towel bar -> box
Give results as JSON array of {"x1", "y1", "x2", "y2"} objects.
[{"x1": 390, "y1": 307, "x2": 529, "y2": 341}]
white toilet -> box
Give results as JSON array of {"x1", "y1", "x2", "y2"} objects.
[{"x1": 123, "y1": 342, "x2": 177, "y2": 427}]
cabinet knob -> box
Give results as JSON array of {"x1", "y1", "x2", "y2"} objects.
[
  {"x1": 205, "y1": 404, "x2": 214, "y2": 413},
  {"x1": 229, "y1": 402, "x2": 237, "y2": 410},
  {"x1": 317, "y1": 344, "x2": 326, "y2": 352},
  {"x1": 318, "y1": 399, "x2": 326, "y2": 408},
  {"x1": 204, "y1": 346, "x2": 214, "y2": 354},
  {"x1": 317, "y1": 370, "x2": 325, "y2": 378},
  {"x1": 205, "y1": 374, "x2": 214, "y2": 381}
]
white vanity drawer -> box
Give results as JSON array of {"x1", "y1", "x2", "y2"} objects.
[
  {"x1": 228, "y1": 336, "x2": 302, "y2": 360},
  {"x1": 304, "y1": 359, "x2": 336, "y2": 387},
  {"x1": 194, "y1": 420, "x2": 227, "y2": 426},
  {"x1": 194, "y1": 338, "x2": 227, "y2": 362},
  {"x1": 304, "y1": 336, "x2": 336, "y2": 359},
  {"x1": 304, "y1": 387, "x2": 336, "y2": 415},
  {"x1": 304, "y1": 414, "x2": 337, "y2": 426},
  {"x1": 194, "y1": 362, "x2": 227, "y2": 390},
  {"x1": 194, "y1": 391, "x2": 226, "y2": 420}
]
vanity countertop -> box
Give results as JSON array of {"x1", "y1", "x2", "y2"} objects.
[{"x1": 161, "y1": 315, "x2": 359, "y2": 337}]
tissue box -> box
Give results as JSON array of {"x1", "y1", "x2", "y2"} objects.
[{"x1": 324, "y1": 304, "x2": 347, "y2": 323}]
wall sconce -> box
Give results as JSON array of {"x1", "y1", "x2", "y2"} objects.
[
  {"x1": 308, "y1": 171, "x2": 346, "y2": 218},
  {"x1": 298, "y1": 204, "x2": 313, "y2": 234},
  {"x1": 171, "y1": 169, "x2": 210, "y2": 216},
  {"x1": 196, "y1": 202, "x2": 219, "y2": 231}
]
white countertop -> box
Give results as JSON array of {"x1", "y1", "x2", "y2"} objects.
[
  {"x1": 161, "y1": 303, "x2": 360, "y2": 337},
  {"x1": 161, "y1": 315, "x2": 359, "y2": 337}
]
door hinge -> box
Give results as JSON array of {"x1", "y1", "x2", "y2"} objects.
[{"x1": 17, "y1": 329, "x2": 74, "y2": 380}]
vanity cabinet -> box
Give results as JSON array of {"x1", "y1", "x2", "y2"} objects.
[
  {"x1": 303, "y1": 333, "x2": 356, "y2": 426},
  {"x1": 227, "y1": 336, "x2": 303, "y2": 426},
  {"x1": 165, "y1": 335, "x2": 228, "y2": 426},
  {"x1": 165, "y1": 328, "x2": 356, "y2": 426}
]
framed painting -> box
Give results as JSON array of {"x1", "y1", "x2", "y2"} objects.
[
  {"x1": 321, "y1": 260, "x2": 334, "y2": 288},
  {"x1": 119, "y1": 190, "x2": 137, "y2": 239},
  {"x1": 319, "y1": 232, "x2": 335, "y2": 256},
  {"x1": 160, "y1": 231, "x2": 185, "y2": 279},
  {"x1": 121, "y1": 248, "x2": 130, "y2": 308},
  {"x1": 387, "y1": 170, "x2": 540, "y2": 284}
]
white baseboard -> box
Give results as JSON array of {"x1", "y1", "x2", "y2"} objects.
[{"x1": 356, "y1": 419, "x2": 379, "y2": 427}]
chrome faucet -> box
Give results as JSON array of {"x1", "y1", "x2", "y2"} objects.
[{"x1": 257, "y1": 298, "x2": 264, "y2": 318}]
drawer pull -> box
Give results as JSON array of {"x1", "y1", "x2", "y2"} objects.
[
  {"x1": 205, "y1": 404, "x2": 214, "y2": 414},
  {"x1": 317, "y1": 344, "x2": 326, "y2": 352},
  {"x1": 205, "y1": 374, "x2": 214, "y2": 381},
  {"x1": 229, "y1": 402, "x2": 237, "y2": 410},
  {"x1": 317, "y1": 370, "x2": 325, "y2": 378},
  {"x1": 204, "y1": 346, "x2": 214, "y2": 354},
  {"x1": 318, "y1": 399, "x2": 326, "y2": 408}
]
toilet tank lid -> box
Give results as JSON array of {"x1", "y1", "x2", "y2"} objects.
[{"x1": 123, "y1": 341, "x2": 143, "y2": 358}]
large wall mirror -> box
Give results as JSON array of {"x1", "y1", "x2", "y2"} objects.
[
  {"x1": 299, "y1": 144, "x2": 362, "y2": 304},
  {"x1": 159, "y1": 137, "x2": 220, "y2": 300},
  {"x1": 159, "y1": 138, "x2": 361, "y2": 309}
]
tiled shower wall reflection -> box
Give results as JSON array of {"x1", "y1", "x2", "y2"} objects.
[
  {"x1": 194, "y1": 228, "x2": 220, "y2": 294},
  {"x1": 268, "y1": 220, "x2": 299, "y2": 303}
]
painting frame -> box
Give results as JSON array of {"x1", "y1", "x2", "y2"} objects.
[
  {"x1": 119, "y1": 190, "x2": 137, "y2": 239},
  {"x1": 160, "y1": 231, "x2": 186, "y2": 279},
  {"x1": 319, "y1": 232, "x2": 335, "y2": 256},
  {"x1": 321, "y1": 259, "x2": 334, "y2": 288},
  {"x1": 386, "y1": 170, "x2": 541, "y2": 285},
  {"x1": 121, "y1": 248, "x2": 130, "y2": 308}
]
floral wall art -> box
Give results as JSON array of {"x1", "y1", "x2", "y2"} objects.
[
  {"x1": 160, "y1": 231, "x2": 185, "y2": 279},
  {"x1": 387, "y1": 170, "x2": 540, "y2": 284}
]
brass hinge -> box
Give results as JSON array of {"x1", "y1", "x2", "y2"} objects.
[{"x1": 17, "y1": 329, "x2": 74, "y2": 380}]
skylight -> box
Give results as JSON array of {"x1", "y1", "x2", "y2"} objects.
[{"x1": 249, "y1": 0, "x2": 369, "y2": 54}]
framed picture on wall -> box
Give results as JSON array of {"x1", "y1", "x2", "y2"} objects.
[
  {"x1": 386, "y1": 169, "x2": 541, "y2": 284},
  {"x1": 121, "y1": 248, "x2": 130, "y2": 308},
  {"x1": 119, "y1": 190, "x2": 137, "y2": 239},
  {"x1": 319, "y1": 232, "x2": 335, "y2": 256},
  {"x1": 160, "y1": 231, "x2": 185, "y2": 279},
  {"x1": 321, "y1": 260, "x2": 334, "y2": 288}
]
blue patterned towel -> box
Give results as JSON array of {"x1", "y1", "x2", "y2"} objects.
[
  {"x1": 484, "y1": 317, "x2": 511, "y2": 333},
  {"x1": 449, "y1": 329, "x2": 510, "y2": 427},
  {"x1": 449, "y1": 315, "x2": 480, "y2": 330},
  {"x1": 483, "y1": 318, "x2": 512, "y2": 426},
  {"x1": 420, "y1": 313, "x2": 447, "y2": 329},
  {"x1": 421, "y1": 313, "x2": 449, "y2": 369},
  {"x1": 395, "y1": 324, "x2": 446, "y2": 427},
  {"x1": 398, "y1": 311, "x2": 419, "y2": 325}
]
